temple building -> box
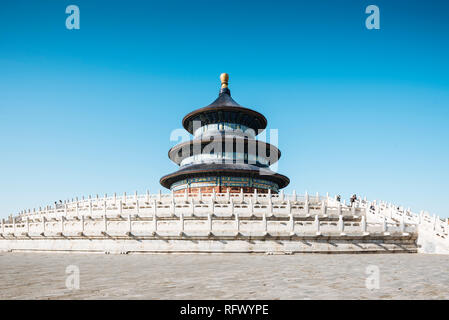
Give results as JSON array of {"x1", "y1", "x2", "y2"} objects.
[{"x1": 160, "y1": 73, "x2": 290, "y2": 194}]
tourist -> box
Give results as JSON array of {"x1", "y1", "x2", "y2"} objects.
[{"x1": 336, "y1": 195, "x2": 341, "y2": 202}]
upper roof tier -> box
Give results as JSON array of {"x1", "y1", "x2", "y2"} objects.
[{"x1": 182, "y1": 73, "x2": 267, "y2": 134}]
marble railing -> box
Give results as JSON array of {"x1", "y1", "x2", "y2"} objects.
[{"x1": 1, "y1": 191, "x2": 418, "y2": 238}]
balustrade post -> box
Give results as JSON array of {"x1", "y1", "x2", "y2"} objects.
[
  {"x1": 240, "y1": 188, "x2": 244, "y2": 202},
  {"x1": 103, "y1": 214, "x2": 108, "y2": 233},
  {"x1": 198, "y1": 189, "x2": 202, "y2": 202},
  {"x1": 146, "y1": 189, "x2": 150, "y2": 203},
  {"x1": 42, "y1": 216, "x2": 46, "y2": 235},
  {"x1": 280, "y1": 190, "x2": 284, "y2": 201},
  {"x1": 184, "y1": 189, "x2": 188, "y2": 202},
  {"x1": 315, "y1": 215, "x2": 320, "y2": 236},
  {"x1": 292, "y1": 189, "x2": 296, "y2": 201},
  {"x1": 337, "y1": 202, "x2": 342, "y2": 216},
  {"x1": 212, "y1": 188, "x2": 216, "y2": 201},
  {"x1": 153, "y1": 209, "x2": 158, "y2": 233},
  {"x1": 76, "y1": 201, "x2": 79, "y2": 216},
  {"x1": 134, "y1": 191, "x2": 138, "y2": 202},
  {"x1": 89, "y1": 199, "x2": 93, "y2": 216},
  {"x1": 123, "y1": 192, "x2": 127, "y2": 204},
  {"x1": 289, "y1": 212, "x2": 294, "y2": 235},
  {"x1": 268, "y1": 189, "x2": 272, "y2": 199},
  {"x1": 400, "y1": 214, "x2": 405, "y2": 233},
  {"x1": 361, "y1": 216, "x2": 368, "y2": 235},
  {"x1": 64, "y1": 203, "x2": 67, "y2": 215},
  {"x1": 119, "y1": 199, "x2": 123, "y2": 216},
  {"x1": 207, "y1": 213, "x2": 212, "y2": 235},
  {"x1": 26, "y1": 217, "x2": 30, "y2": 234},
  {"x1": 179, "y1": 211, "x2": 184, "y2": 234},
  {"x1": 304, "y1": 191, "x2": 309, "y2": 214},
  {"x1": 128, "y1": 214, "x2": 132, "y2": 235},
  {"x1": 383, "y1": 216, "x2": 388, "y2": 234},
  {"x1": 254, "y1": 189, "x2": 258, "y2": 203},
  {"x1": 235, "y1": 212, "x2": 240, "y2": 234},
  {"x1": 339, "y1": 215, "x2": 345, "y2": 235},
  {"x1": 113, "y1": 192, "x2": 117, "y2": 204},
  {"x1": 351, "y1": 203, "x2": 356, "y2": 215},
  {"x1": 268, "y1": 197, "x2": 273, "y2": 215},
  {"x1": 262, "y1": 211, "x2": 268, "y2": 234},
  {"x1": 158, "y1": 190, "x2": 161, "y2": 201},
  {"x1": 190, "y1": 198, "x2": 195, "y2": 216},
  {"x1": 136, "y1": 199, "x2": 140, "y2": 214},
  {"x1": 1, "y1": 219, "x2": 4, "y2": 235},
  {"x1": 81, "y1": 215, "x2": 84, "y2": 234},
  {"x1": 226, "y1": 189, "x2": 230, "y2": 202},
  {"x1": 104, "y1": 199, "x2": 107, "y2": 215},
  {"x1": 230, "y1": 198, "x2": 234, "y2": 216},
  {"x1": 60, "y1": 216, "x2": 64, "y2": 234},
  {"x1": 12, "y1": 218, "x2": 16, "y2": 235},
  {"x1": 321, "y1": 201, "x2": 326, "y2": 216},
  {"x1": 153, "y1": 199, "x2": 157, "y2": 216}
]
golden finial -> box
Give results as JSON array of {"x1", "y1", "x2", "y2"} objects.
[{"x1": 220, "y1": 73, "x2": 229, "y2": 88}]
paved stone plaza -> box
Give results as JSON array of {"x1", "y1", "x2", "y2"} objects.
[{"x1": 0, "y1": 252, "x2": 448, "y2": 299}]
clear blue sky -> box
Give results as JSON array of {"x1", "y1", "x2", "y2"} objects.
[{"x1": 1, "y1": 0, "x2": 448, "y2": 218}]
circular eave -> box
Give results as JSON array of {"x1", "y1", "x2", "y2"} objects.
[
  {"x1": 168, "y1": 137, "x2": 281, "y2": 165},
  {"x1": 160, "y1": 165, "x2": 290, "y2": 189},
  {"x1": 182, "y1": 106, "x2": 268, "y2": 134}
]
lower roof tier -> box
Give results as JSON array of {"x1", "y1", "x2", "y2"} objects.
[{"x1": 160, "y1": 163, "x2": 290, "y2": 190}]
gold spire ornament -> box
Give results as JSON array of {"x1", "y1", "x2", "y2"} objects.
[{"x1": 220, "y1": 73, "x2": 229, "y2": 88}]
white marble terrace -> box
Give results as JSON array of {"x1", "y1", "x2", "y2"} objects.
[{"x1": 1, "y1": 189, "x2": 443, "y2": 240}]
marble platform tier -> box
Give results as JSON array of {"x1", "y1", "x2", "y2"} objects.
[{"x1": 2, "y1": 190, "x2": 439, "y2": 254}]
